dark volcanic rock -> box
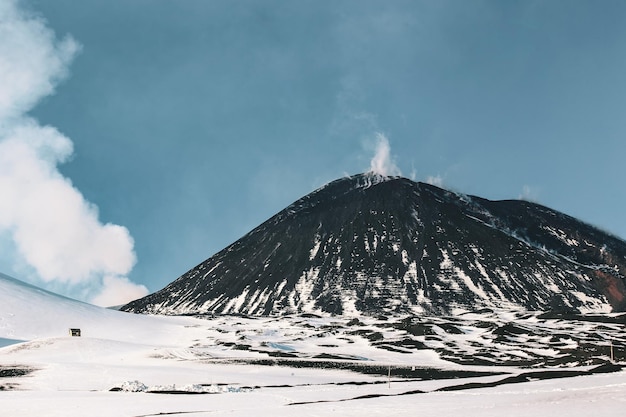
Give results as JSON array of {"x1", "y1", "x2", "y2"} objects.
[{"x1": 122, "y1": 173, "x2": 626, "y2": 316}]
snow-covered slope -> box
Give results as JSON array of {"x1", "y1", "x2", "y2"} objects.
[
  {"x1": 122, "y1": 173, "x2": 626, "y2": 316},
  {"x1": 2, "y1": 272, "x2": 626, "y2": 416},
  {"x1": 0, "y1": 272, "x2": 188, "y2": 344}
]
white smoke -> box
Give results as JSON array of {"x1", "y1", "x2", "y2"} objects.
[
  {"x1": 90, "y1": 276, "x2": 151, "y2": 308},
  {"x1": 519, "y1": 184, "x2": 539, "y2": 202},
  {"x1": 0, "y1": 0, "x2": 148, "y2": 306},
  {"x1": 369, "y1": 133, "x2": 402, "y2": 177},
  {"x1": 426, "y1": 175, "x2": 444, "y2": 187},
  {"x1": 0, "y1": 0, "x2": 78, "y2": 121}
]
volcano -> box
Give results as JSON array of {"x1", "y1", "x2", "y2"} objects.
[{"x1": 122, "y1": 173, "x2": 626, "y2": 316}]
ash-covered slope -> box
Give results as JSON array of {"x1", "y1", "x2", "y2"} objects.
[{"x1": 123, "y1": 173, "x2": 626, "y2": 316}]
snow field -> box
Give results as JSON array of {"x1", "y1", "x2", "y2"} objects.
[{"x1": 2, "y1": 273, "x2": 626, "y2": 416}]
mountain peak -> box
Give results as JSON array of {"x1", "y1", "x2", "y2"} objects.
[
  {"x1": 356, "y1": 171, "x2": 400, "y2": 187},
  {"x1": 122, "y1": 175, "x2": 626, "y2": 316},
  {"x1": 315, "y1": 172, "x2": 402, "y2": 193}
]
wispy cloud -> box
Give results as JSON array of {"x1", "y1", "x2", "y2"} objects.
[
  {"x1": 519, "y1": 185, "x2": 539, "y2": 202},
  {"x1": 426, "y1": 175, "x2": 444, "y2": 187},
  {"x1": 368, "y1": 133, "x2": 401, "y2": 177},
  {"x1": 0, "y1": 0, "x2": 147, "y2": 306},
  {"x1": 329, "y1": 75, "x2": 379, "y2": 140}
]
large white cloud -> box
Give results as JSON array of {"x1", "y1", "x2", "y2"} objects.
[
  {"x1": 0, "y1": 0, "x2": 148, "y2": 306},
  {"x1": 0, "y1": 0, "x2": 78, "y2": 121}
]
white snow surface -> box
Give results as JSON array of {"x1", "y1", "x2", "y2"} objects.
[{"x1": 2, "y1": 273, "x2": 626, "y2": 416}]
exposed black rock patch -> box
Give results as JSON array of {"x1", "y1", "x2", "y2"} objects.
[
  {"x1": 288, "y1": 362, "x2": 623, "y2": 406},
  {"x1": 0, "y1": 366, "x2": 36, "y2": 391},
  {"x1": 437, "y1": 362, "x2": 623, "y2": 392},
  {"x1": 224, "y1": 357, "x2": 501, "y2": 379},
  {"x1": 0, "y1": 366, "x2": 35, "y2": 378}
]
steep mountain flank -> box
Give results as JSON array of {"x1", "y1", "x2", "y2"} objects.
[{"x1": 122, "y1": 173, "x2": 626, "y2": 316}]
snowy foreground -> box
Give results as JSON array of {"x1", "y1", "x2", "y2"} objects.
[{"x1": 2, "y1": 274, "x2": 626, "y2": 416}]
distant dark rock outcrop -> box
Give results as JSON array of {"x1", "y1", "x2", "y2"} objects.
[{"x1": 122, "y1": 173, "x2": 626, "y2": 316}]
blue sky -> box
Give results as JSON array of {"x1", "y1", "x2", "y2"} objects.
[{"x1": 1, "y1": 0, "x2": 626, "y2": 305}]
